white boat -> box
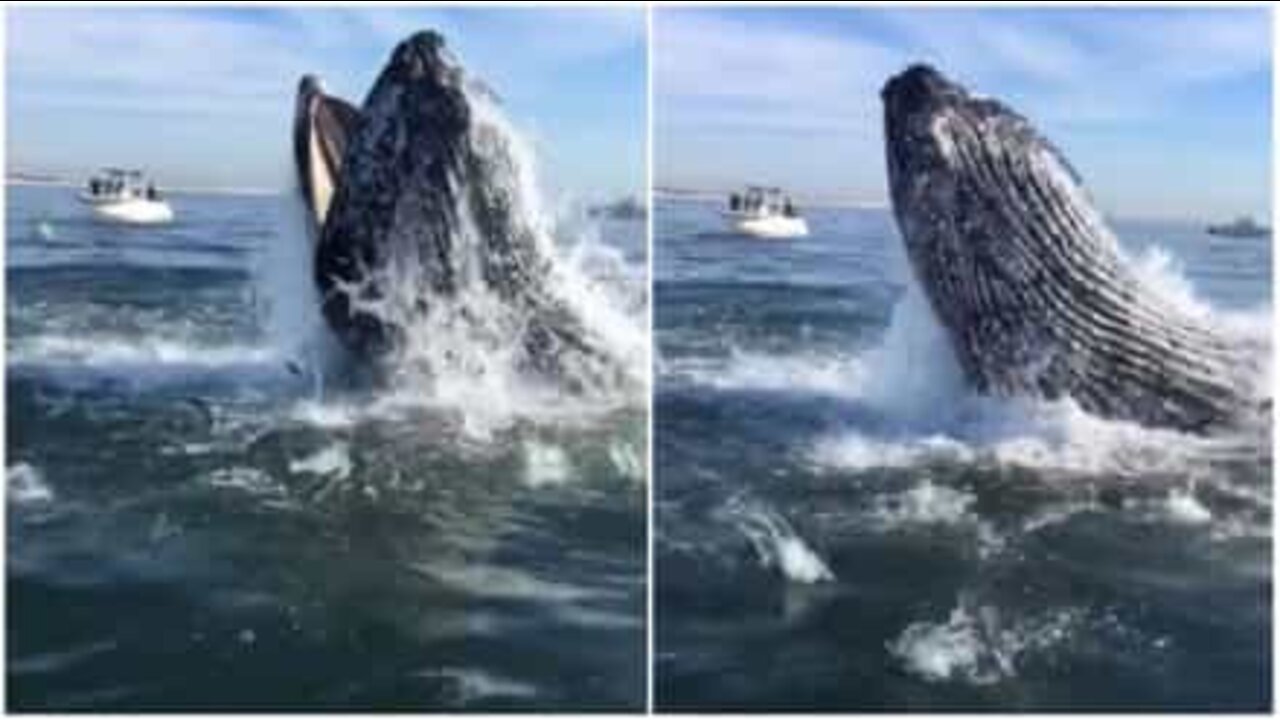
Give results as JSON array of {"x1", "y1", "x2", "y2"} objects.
[
  {"x1": 77, "y1": 168, "x2": 174, "y2": 225},
  {"x1": 722, "y1": 186, "x2": 808, "y2": 239}
]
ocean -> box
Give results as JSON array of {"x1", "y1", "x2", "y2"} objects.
[
  {"x1": 6, "y1": 184, "x2": 648, "y2": 711},
  {"x1": 653, "y1": 197, "x2": 1271, "y2": 710}
]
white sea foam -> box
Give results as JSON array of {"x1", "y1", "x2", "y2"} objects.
[
  {"x1": 288, "y1": 399, "x2": 360, "y2": 430},
  {"x1": 9, "y1": 333, "x2": 279, "y2": 370},
  {"x1": 1163, "y1": 487, "x2": 1213, "y2": 525},
  {"x1": 288, "y1": 443, "x2": 352, "y2": 480},
  {"x1": 608, "y1": 438, "x2": 645, "y2": 483},
  {"x1": 7, "y1": 463, "x2": 53, "y2": 504},
  {"x1": 262, "y1": 194, "x2": 330, "y2": 374},
  {"x1": 719, "y1": 497, "x2": 834, "y2": 584},
  {"x1": 869, "y1": 481, "x2": 976, "y2": 526},
  {"x1": 675, "y1": 230, "x2": 1268, "y2": 485},
  {"x1": 203, "y1": 466, "x2": 286, "y2": 498},
  {"x1": 889, "y1": 598, "x2": 1082, "y2": 685},
  {"x1": 668, "y1": 348, "x2": 868, "y2": 398},
  {"x1": 802, "y1": 252, "x2": 1266, "y2": 480},
  {"x1": 414, "y1": 667, "x2": 538, "y2": 702},
  {"x1": 811, "y1": 433, "x2": 970, "y2": 471},
  {"x1": 415, "y1": 561, "x2": 601, "y2": 604},
  {"x1": 522, "y1": 441, "x2": 572, "y2": 488}
]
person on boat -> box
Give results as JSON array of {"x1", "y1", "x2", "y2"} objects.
[
  {"x1": 783, "y1": 197, "x2": 795, "y2": 217},
  {"x1": 146, "y1": 183, "x2": 159, "y2": 201},
  {"x1": 730, "y1": 193, "x2": 741, "y2": 212}
]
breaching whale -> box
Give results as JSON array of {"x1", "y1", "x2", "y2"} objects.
[
  {"x1": 292, "y1": 31, "x2": 625, "y2": 391},
  {"x1": 881, "y1": 64, "x2": 1258, "y2": 432}
]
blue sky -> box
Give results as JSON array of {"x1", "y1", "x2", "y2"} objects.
[
  {"x1": 8, "y1": 7, "x2": 646, "y2": 199},
  {"x1": 655, "y1": 7, "x2": 1271, "y2": 220}
]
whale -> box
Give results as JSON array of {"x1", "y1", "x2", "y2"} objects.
[
  {"x1": 881, "y1": 64, "x2": 1258, "y2": 432},
  {"x1": 292, "y1": 31, "x2": 624, "y2": 390}
]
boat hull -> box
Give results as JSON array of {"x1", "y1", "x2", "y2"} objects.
[
  {"x1": 723, "y1": 212, "x2": 809, "y2": 239},
  {"x1": 80, "y1": 196, "x2": 174, "y2": 225}
]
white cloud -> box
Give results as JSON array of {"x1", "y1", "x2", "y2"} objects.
[
  {"x1": 654, "y1": 7, "x2": 1270, "y2": 215},
  {"x1": 9, "y1": 9, "x2": 307, "y2": 115},
  {"x1": 657, "y1": 8, "x2": 1269, "y2": 132},
  {"x1": 656, "y1": 10, "x2": 895, "y2": 132},
  {"x1": 7, "y1": 7, "x2": 646, "y2": 194}
]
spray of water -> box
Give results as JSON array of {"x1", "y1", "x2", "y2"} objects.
[{"x1": 268, "y1": 80, "x2": 645, "y2": 440}]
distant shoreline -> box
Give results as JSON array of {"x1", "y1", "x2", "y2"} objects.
[
  {"x1": 651, "y1": 188, "x2": 1264, "y2": 225},
  {"x1": 6, "y1": 176, "x2": 283, "y2": 197},
  {"x1": 653, "y1": 187, "x2": 888, "y2": 211}
]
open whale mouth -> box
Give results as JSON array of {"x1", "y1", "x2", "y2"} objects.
[
  {"x1": 879, "y1": 63, "x2": 1256, "y2": 433},
  {"x1": 293, "y1": 75, "x2": 360, "y2": 233},
  {"x1": 286, "y1": 31, "x2": 638, "y2": 398}
]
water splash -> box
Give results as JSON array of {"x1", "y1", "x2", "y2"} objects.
[
  {"x1": 717, "y1": 495, "x2": 835, "y2": 584},
  {"x1": 888, "y1": 596, "x2": 1084, "y2": 685},
  {"x1": 8, "y1": 463, "x2": 54, "y2": 505},
  {"x1": 286, "y1": 77, "x2": 645, "y2": 441}
]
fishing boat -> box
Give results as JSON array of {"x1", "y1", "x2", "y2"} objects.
[
  {"x1": 721, "y1": 186, "x2": 808, "y2": 238},
  {"x1": 77, "y1": 168, "x2": 174, "y2": 225},
  {"x1": 1207, "y1": 215, "x2": 1269, "y2": 238}
]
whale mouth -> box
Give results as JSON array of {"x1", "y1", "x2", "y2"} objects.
[
  {"x1": 880, "y1": 63, "x2": 1252, "y2": 432},
  {"x1": 881, "y1": 64, "x2": 967, "y2": 123},
  {"x1": 292, "y1": 74, "x2": 360, "y2": 234}
]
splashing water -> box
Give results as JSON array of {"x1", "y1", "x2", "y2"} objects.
[
  {"x1": 888, "y1": 596, "x2": 1084, "y2": 685},
  {"x1": 271, "y1": 77, "x2": 646, "y2": 441},
  {"x1": 794, "y1": 240, "x2": 1274, "y2": 480},
  {"x1": 717, "y1": 495, "x2": 835, "y2": 584}
]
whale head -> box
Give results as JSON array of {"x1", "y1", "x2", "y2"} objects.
[
  {"x1": 881, "y1": 64, "x2": 1116, "y2": 393},
  {"x1": 292, "y1": 30, "x2": 611, "y2": 385},
  {"x1": 293, "y1": 74, "x2": 360, "y2": 233},
  {"x1": 881, "y1": 64, "x2": 1248, "y2": 431},
  {"x1": 293, "y1": 31, "x2": 545, "y2": 357}
]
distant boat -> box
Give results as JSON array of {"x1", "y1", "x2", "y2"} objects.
[
  {"x1": 77, "y1": 168, "x2": 174, "y2": 225},
  {"x1": 721, "y1": 186, "x2": 808, "y2": 239},
  {"x1": 588, "y1": 196, "x2": 647, "y2": 220},
  {"x1": 1207, "y1": 215, "x2": 1269, "y2": 238}
]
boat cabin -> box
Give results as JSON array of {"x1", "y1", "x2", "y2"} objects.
[
  {"x1": 728, "y1": 186, "x2": 797, "y2": 218},
  {"x1": 85, "y1": 168, "x2": 162, "y2": 202}
]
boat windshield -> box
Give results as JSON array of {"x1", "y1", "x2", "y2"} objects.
[
  {"x1": 730, "y1": 186, "x2": 797, "y2": 217},
  {"x1": 87, "y1": 169, "x2": 157, "y2": 200}
]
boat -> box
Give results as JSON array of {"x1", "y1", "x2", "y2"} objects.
[
  {"x1": 587, "y1": 196, "x2": 647, "y2": 220},
  {"x1": 721, "y1": 186, "x2": 808, "y2": 238},
  {"x1": 77, "y1": 168, "x2": 174, "y2": 225},
  {"x1": 1207, "y1": 215, "x2": 1269, "y2": 238}
]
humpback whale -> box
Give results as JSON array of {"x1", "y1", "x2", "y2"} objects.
[
  {"x1": 881, "y1": 64, "x2": 1258, "y2": 432},
  {"x1": 292, "y1": 31, "x2": 626, "y2": 391}
]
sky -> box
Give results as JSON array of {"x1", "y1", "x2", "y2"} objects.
[
  {"x1": 7, "y1": 6, "x2": 647, "y2": 200},
  {"x1": 655, "y1": 7, "x2": 1271, "y2": 221}
]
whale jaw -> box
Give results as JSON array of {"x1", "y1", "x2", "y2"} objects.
[
  {"x1": 290, "y1": 32, "x2": 628, "y2": 394},
  {"x1": 293, "y1": 75, "x2": 360, "y2": 235},
  {"x1": 881, "y1": 64, "x2": 1250, "y2": 432}
]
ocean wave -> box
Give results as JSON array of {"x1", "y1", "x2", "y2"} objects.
[
  {"x1": 8, "y1": 332, "x2": 280, "y2": 370},
  {"x1": 668, "y1": 255, "x2": 1268, "y2": 483},
  {"x1": 522, "y1": 441, "x2": 573, "y2": 488},
  {"x1": 288, "y1": 442, "x2": 353, "y2": 481},
  {"x1": 716, "y1": 495, "x2": 834, "y2": 584},
  {"x1": 7, "y1": 463, "x2": 54, "y2": 505},
  {"x1": 888, "y1": 597, "x2": 1084, "y2": 685}
]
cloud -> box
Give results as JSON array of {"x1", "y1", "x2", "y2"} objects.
[
  {"x1": 656, "y1": 10, "x2": 895, "y2": 135},
  {"x1": 654, "y1": 7, "x2": 1270, "y2": 216},
  {"x1": 658, "y1": 8, "x2": 1268, "y2": 135},
  {"x1": 8, "y1": 8, "x2": 308, "y2": 116},
  {"x1": 881, "y1": 9, "x2": 1269, "y2": 126},
  {"x1": 8, "y1": 7, "x2": 646, "y2": 193}
]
